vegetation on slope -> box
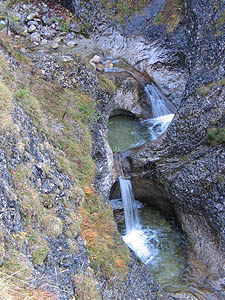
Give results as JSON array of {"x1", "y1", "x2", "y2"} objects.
[
  {"x1": 102, "y1": 0, "x2": 150, "y2": 23},
  {"x1": 0, "y1": 12, "x2": 129, "y2": 299},
  {"x1": 153, "y1": 0, "x2": 184, "y2": 32}
]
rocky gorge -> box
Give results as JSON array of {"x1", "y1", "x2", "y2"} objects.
[{"x1": 0, "y1": 0, "x2": 224, "y2": 300}]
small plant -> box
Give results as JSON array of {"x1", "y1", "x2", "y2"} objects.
[
  {"x1": 79, "y1": 194, "x2": 130, "y2": 281},
  {"x1": 15, "y1": 88, "x2": 30, "y2": 100},
  {"x1": 207, "y1": 125, "x2": 225, "y2": 145},
  {"x1": 196, "y1": 78, "x2": 225, "y2": 96},
  {"x1": 73, "y1": 267, "x2": 100, "y2": 300},
  {"x1": 153, "y1": 0, "x2": 184, "y2": 32},
  {"x1": 27, "y1": 230, "x2": 49, "y2": 265},
  {"x1": 217, "y1": 174, "x2": 223, "y2": 184},
  {"x1": 215, "y1": 9, "x2": 225, "y2": 30},
  {"x1": 196, "y1": 85, "x2": 212, "y2": 96},
  {"x1": 97, "y1": 74, "x2": 117, "y2": 94}
]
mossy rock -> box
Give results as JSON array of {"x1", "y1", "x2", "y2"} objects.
[
  {"x1": 42, "y1": 215, "x2": 63, "y2": 238},
  {"x1": 98, "y1": 74, "x2": 117, "y2": 94},
  {"x1": 27, "y1": 230, "x2": 49, "y2": 265},
  {"x1": 73, "y1": 267, "x2": 100, "y2": 300},
  {"x1": 1, "y1": 250, "x2": 32, "y2": 282}
]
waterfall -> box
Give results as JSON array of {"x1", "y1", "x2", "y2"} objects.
[
  {"x1": 119, "y1": 176, "x2": 140, "y2": 233},
  {"x1": 141, "y1": 113, "x2": 174, "y2": 141},
  {"x1": 118, "y1": 176, "x2": 153, "y2": 263},
  {"x1": 144, "y1": 83, "x2": 175, "y2": 118}
]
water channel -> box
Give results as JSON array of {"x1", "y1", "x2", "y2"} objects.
[
  {"x1": 101, "y1": 57, "x2": 223, "y2": 299},
  {"x1": 106, "y1": 72, "x2": 189, "y2": 291}
]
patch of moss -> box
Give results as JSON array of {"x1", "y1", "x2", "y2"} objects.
[
  {"x1": 196, "y1": 78, "x2": 225, "y2": 96},
  {"x1": 28, "y1": 230, "x2": 49, "y2": 265},
  {"x1": 215, "y1": 9, "x2": 225, "y2": 30},
  {"x1": 1, "y1": 250, "x2": 32, "y2": 283},
  {"x1": 97, "y1": 74, "x2": 117, "y2": 94},
  {"x1": 207, "y1": 125, "x2": 225, "y2": 145},
  {"x1": 102, "y1": 0, "x2": 149, "y2": 23},
  {"x1": 153, "y1": 0, "x2": 184, "y2": 32},
  {"x1": 42, "y1": 215, "x2": 63, "y2": 238},
  {"x1": 217, "y1": 174, "x2": 223, "y2": 184},
  {"x1": 73, "y1": 267, "x2": 100, "y2": 300},
  {"x1": 0, "y1": 79, "x2": 13, "y2": 133},
  {"x1": 10, "y1": 164, "x2": 47, "y2": 227}
]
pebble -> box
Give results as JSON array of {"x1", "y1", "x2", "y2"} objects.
[
  {"x1": 26, "y1": 12, "x2": 38, "y2": 21},
  {"x1": 20, "y1": 48, "x2": 26, "y2": 54},
  {"x1": 51, "y1": 42, "x2": 59, "y2": 49},
  {"x1": 54, "y1": 36, "x2": 62, "y2": 43},
  {"x1": 28, "y1": 24, "x2": 36, "y2": 33},
  {"x1": 70, "y1": 22, "x2": 80, "y2": 33},
  {"x1": 67, "y1": 41, "x2": 77, "y2": 47},
  {"x1": 30, "y1": 32, "x2": 40, "y2": 42},
  {"x1": 40, "y1": 39, "x2": 48, "y2": 45},
  {"x1": 41, "y1": 16, "x2": 51, "y2": 25}
]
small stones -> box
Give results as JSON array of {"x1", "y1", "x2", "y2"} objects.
[
  {"x1": 66, "y1": 40, "x2": 77, "y2": 47},
  {"x1": 26, "y1": 12, "x2": 38, "y2": 21},
  {"x1": 40, "y1": 38, "x2": 48, "y2": 46},
  {"x1": 59, "y1": 55, "x2": 73, "y2": 62},
  {"x1": 50, "y1": 41, "x2": 59, "y2": 49},
  {"x1": 30, "y1": 32, "x2": 40, "y2": 43},
  {"x1": 90, "y1": 55, "x2": 102, "y2": 69},
  {"x1": 20, "y1": 47, "x2": 26, "y2": 54},
  {"x1": 41, "y1": 16, "x2": 51, "y2": 26},
  {"x1": 28, "y1": 24, "x2": 36, "y2": 33}
]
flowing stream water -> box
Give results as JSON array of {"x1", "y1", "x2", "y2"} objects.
[
  {"x1": 106, "y1": 60, "x2": 175, "y2": 151},
  {"x1": 106, "y1": 64, "x2": 189, "y2": 291},
  {"x1": 117, "y1": 176, "x2": 187, "y2": 291}
]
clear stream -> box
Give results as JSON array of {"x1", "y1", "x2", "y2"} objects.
[
  {"x1": 108, "y1": 77, "x2": 187, "y2": 292},
  {"x1": 116, "y1": 177, "x2": 187, "y2": 291}
]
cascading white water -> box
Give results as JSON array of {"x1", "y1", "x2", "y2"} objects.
[
  {"x1": 118, "y1": 176, "x2": 156, "y2": 263},
  {"x1": 119, "y1": 176, "x2": 140, "y2": 233},
  {"x1": 144, "y1": 83, "x2": 175, "y2": 118},
  {"x1": 142, "y1": 113, "x2": 174, "y2": 141}
]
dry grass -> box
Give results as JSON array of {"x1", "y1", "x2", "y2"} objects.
[
  {"x1": 154, "y1": 0, "x2": 183, "y2": 32},
  {"x1": 102, "y1": 0, "x2": 149, "y2": 23},
  {"x1": 0, "y1": 271, "x2": 57, "y2": 300},
  {"x1": 79, "y1": 195, "x2": 130, "y2": 280},
  {"x1": 0, "y1": 79, "x2": 13, "y2": 133},
  {"x1": 73, "y1": 267, "x2": 100, "y2": 300}
]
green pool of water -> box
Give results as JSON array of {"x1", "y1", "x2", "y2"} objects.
[
  {"x1": 114, "y1": 206, "x2": 187, "y2": 291},
  {"x1": 107, "y1": 116, "x2": 150, "y2": 152}
]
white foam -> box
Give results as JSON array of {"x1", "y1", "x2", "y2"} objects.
[
  {"x1": 143, "y1": 113, "x2": 174, "y2": 140},
  {"x1": 123, "y1": 228, "x2": 154, "y2": 263}
]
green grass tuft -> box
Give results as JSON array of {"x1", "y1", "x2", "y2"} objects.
[{"x1": 153, "y1": 0, "x2": 184, "y2": 32}]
